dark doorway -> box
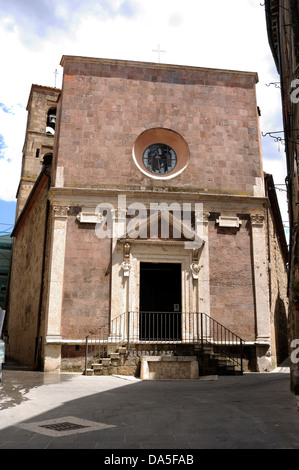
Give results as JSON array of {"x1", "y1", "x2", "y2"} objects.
[{"x1": 139, "y1": 262, "x2": 182, "y2": 341}]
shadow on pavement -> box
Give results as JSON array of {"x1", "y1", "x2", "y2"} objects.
[{"x1": 0, "y1": 371, "x2": 299, "y2": 450}]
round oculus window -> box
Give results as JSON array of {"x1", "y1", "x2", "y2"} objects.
[{"x1": 142, "y1": 143, "x2": 177, "y2": 175}]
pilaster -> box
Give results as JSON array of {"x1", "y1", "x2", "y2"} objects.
[
  {"x1": 250, "y1": 212, "x2": 271, "y2": 371},
  {"x1": 44, "y1": 204, "x2": 69, "y2": 372},
  {"x1": 195, "y1": 211, "x2": 211, "y2": 317}
]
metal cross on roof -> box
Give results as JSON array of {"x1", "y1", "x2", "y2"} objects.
[
  {"x1": 152, "y1": 44, "x2": 166, "y2": 63},
  {"x1": 53, "y1": 69, "x2": 59, "y2": 88}
]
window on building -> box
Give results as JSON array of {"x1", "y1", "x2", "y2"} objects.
[{"x1": 46, "y1": 108, "x2": 56, "y2": 134}]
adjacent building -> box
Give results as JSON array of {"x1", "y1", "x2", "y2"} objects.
[
  {"x1": 265, "y1": 0, "x2": 299, "y2": 393},
  {"x1": 0, "y1": 234, "x2": 12, "y2": 310}
]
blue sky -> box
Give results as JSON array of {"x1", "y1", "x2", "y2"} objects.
[
  {"x1": 0, "y1": 0, "x2": 289, "y2": 234},
  {"x1": 0, "y1": 200, "x2": 16, "y2": 235}
]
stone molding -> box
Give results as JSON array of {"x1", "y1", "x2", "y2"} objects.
[
  {"x1": 76, "y1": 211, "x2": 104, "y2": 224},
  {"x1": 49, "y1": 186, "x2": 269, "y2": 206},
  {"x1": 53, "y1": 205, "x2": 69, "y2": 218},
  {"x1": 250, "y1": 213, "x2": 265, "y2": 227},
  {"x1": 216, "y1": 215, "x2": 242, "y2": 228},
  {"x1": 121, "y1": 242, "x2": 132, "y2": 277},
  {"x1": 190, "y1": 247, "x2": 203, "y2": 280},
  {"x1": 60, "y1": 55, "x2": 259, "y2": 84}
]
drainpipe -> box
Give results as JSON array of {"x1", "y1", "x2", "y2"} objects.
[
  {"x1": 265, "y1": 177, "x2": 272, "y2": 310},
  {"x1": 267, "y1": 207, "x2": 272, "y2": 310}
]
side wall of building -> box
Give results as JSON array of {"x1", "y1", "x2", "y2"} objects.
[
  {"x1": 265, "y1": 0, "x2": 299, "y2": 391},
  {"x1": 7, "y1": 175, "x2": 49, "y2": 366},
  {"x1": 267, "y1": 207, "x2": 289, "y2": 367}
]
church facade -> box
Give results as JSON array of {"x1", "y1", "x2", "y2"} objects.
[{"x1": 6, "y1": 56, "x2": 288, "y2": 375}]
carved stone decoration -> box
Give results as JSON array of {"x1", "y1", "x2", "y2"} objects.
[
  {"x1": 124, "y1": 242, "x2": 131, "y2": 258},
  {"x1": 76, "y1": 212, "x2": 105, "y2": 224},
  {"x1": 192, "y1": 248, "x2": 200, "y2": 263},
  {"x1": 190, "y1": 262, "x2": 201, "y2": 280},
  {"x1": 250, "y1": 213, "x2": 265, "y2": 227},
  {"x1": 216, "y1": 216, "x2": 242, "y2": 228},
  {"x1": 195, "y1": 211, "x2": 210, "y2": 227},
  {"x1": 190, "y1": 248, "x2": 202, "y2": 279},
  {"x1": 203, "y1": 211, "x2": 210, "y2": 224},
  {"x1": 121, "y1": 242, "x2": 132, "y2": 277},
  {"x1": 53, "y1": 206, "x2": 69, "y2": 218}
]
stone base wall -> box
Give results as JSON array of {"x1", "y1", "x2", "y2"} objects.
[
  {"x1": 140, "y1": 356, "x2": 199, "y2": 380},
  {"x1": 60, "y1": 342, "x2": 261, "y2": 376}
]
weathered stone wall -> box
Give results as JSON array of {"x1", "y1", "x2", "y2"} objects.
[
  {"x1": 267, "y1": 208, "x2": 289, "y2": 367},
  {"x1": 208, "y1": 214, "x2": 256, "y2": 341},
  {"x1": 7, "y1": 174, "x2": 49, "y2": 366},
  {"x1": 55, "y1": 58, "x2": 262, "y2": 196},
  {"x1": 61, "y1": 207, "x2": 111, "y2": 339},
  {"x1": 16, "y1": 86, "x2": 60, "y2": 218}
]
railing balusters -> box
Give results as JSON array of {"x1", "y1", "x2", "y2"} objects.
[{"x1": 84, "y1": 311, "x2": 244, "y2": 374}]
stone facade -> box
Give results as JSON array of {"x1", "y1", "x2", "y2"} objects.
[
  {"x1": 209, "y1": 214, "x2": 255, "y2": 340},
  {"x1": 54, "y1": 57, "x2": 263, "y2": 197},
  {"x1": 6, "y1": 56, "x2": 288, "y2": 376},
  {"x1": 61, "y1": 207, "x2": 111, "y2": 338}
]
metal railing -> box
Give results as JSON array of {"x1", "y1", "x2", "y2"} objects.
[{"x1": 84, "y1": 311, "x2": 245, "y2": 374}]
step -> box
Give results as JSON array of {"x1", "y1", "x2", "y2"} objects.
[
  {"x1": 210, "y1": 353, "x2": 223, "y2": 360},
  {"x1": 217, "y1": 359, "x2": 228, "y2": 366},
  {"x1": 118, "y1": 347, "x2": 128, "y2": 354},
  {"x1": 83, "y1": 369, "x2": 94, "y2": 376},
  {"x1": 101, "y1": 358, "x2": 111, "y2": 366},
  {"x1": 217, "y1": 364, "x2": 236, "y2": 375},
  {"x1": 110, "y1": 353, "x2": 120, "y2": 360},
  {"x1": 225, "y1": 365, "x2": 236, "y2": 371},
  {"x1": 92, "y1": 363, "x2": 103, "y2": 371}
]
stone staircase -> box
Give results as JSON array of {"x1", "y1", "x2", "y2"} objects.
[
  {"x1": 84, "y1": 346, "x2": 136, "y2": 376},
  {"x1": 196, "y1": 344, "x2": 243, "y2": 376},
  {"x1": 84, "y1": 343, "x2": 243, "y2": 377},
  {"x1": 84, "y1": 312, "x2": 245, "y2": 378}
]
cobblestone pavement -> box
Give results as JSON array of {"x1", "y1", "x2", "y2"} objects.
[{"x1": 0, "y1": 363, "x2": 299, "y2": 450}]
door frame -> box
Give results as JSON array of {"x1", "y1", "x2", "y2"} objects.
[
  {"x1": 111, "y1": 238, "x2": 210, "y2": 343},
  {"x1": 139, "y1": 261, "x2": 182, "y2": 341}
]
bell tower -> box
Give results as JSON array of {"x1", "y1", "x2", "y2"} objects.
[{"x1": 15, "y1": 85, "x2": 60, "y2": 218}]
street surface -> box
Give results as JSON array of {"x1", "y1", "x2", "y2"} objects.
[{"x1": 0, "y1": 362, "x2": 298, "y2": 450}]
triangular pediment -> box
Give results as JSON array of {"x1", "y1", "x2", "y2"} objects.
[{"x1": 118, "y1": 209, "x2": 205, "y2": 248}]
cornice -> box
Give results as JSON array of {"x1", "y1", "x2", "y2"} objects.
[
  {"x1": 26, "y1": 84, "x2": 61, "y2": 111},
  {"x1": 49, "y1": 186, "x2": 268, "y2": 207},
  {"x1": 60, "y1": 55, "x2": 259, "y2": 83}
]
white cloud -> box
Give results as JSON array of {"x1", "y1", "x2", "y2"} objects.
[
  {"x1": 0, "y1": 0, "x2": 289, "y2": 225},
  {"x1": 0, "y1": 103, "x2": 26, "y2": 200}
]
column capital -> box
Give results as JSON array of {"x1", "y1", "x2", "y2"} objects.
[
  {"x1": 53, "y1": 205, "x2": 69, "y2": 218},
  {"x1": 250, "y1": 213, "x2": 265, "y2": 227}
]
